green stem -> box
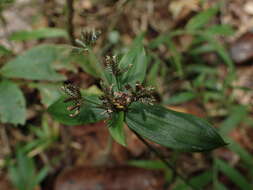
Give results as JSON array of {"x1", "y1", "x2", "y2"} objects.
[{"x1": 132, "y1": 130, "x2": 200, "y2": 190}]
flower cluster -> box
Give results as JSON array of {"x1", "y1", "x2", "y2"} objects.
[
  {"x1": 99, "y1": 81, "x2": 155, "y2": 116},
  {"x1": 62, "y1": 29, "x2": 155, "y2": 117},
  {"x1": 105, "y1": 55, "x2": 132, "y2": 76},
  {"x1": 75, "y1": 28, "x2": 101, "y2": 49},
  {"x1": 61, "y1": 81, "x2": 83, "y2": 117}
]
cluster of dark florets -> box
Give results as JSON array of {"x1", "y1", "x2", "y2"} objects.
[{"x1": 99, "y1": 81, "x2": 155, "y2": 115}]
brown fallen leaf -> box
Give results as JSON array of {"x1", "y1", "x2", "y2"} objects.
[
  {"x1": 244, "y1": 1, "x2": 253, "y2": 15},
  {"x1": 169, "y1": 0, "x2": 199, "y2": 20},
  {"x1": 54, "y1": 166, "x2": 164, "y2": 190},
  {"x1": 230, "y1": 32, "x2": 253, "y2": 64},
  {"x1": 233, "y1": 66, "x2": 253, "y2": 105},
  {"x1": 168, "y1": 101, "x2": 206, "y2": 118},
  {"x1": 0, "y1": 175, "x2": 16, "y2": 190}
]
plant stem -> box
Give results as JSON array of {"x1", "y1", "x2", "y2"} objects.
[
  {"x1": 115, "y1": 76, "x2": 121, "y2": 91},
  {"x1": 66, "y1": 0, "x2": 76, "y2": 45},
  {"x1": 132, "y1": 131, "x2": 200, "y2": 190}
]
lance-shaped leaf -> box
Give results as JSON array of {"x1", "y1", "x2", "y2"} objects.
[
  {"x1": 48, "y1": 95, "x2": 107, "y2": 126},
  {"x1": 186, "y1": 6, "x2": 219, "y2": 31},
  {"x1": 108, "y1": 111, "x2": 126, "y2": 146},
  {"x1": 118, "y1": 34, "x2": 147, "y2": 86},
  {"x1": 126, "y1": 103, "x2": 226, "y2": 152},
  {"x1": 9, "y1": 28, "x2": 67, "y2": 41}
]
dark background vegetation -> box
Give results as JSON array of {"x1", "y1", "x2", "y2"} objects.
[{"x1": 0, "y1": 0, "x2": 253, "y2": 189}]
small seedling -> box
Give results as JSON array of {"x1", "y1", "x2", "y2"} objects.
[{"x1": 8, "y1": 149, "x2": 48, "y2": 190}]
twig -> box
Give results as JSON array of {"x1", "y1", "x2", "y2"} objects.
[
  {"x1": 0, "y1": 13, "x2": 14, "y2": 49},
  {"x1": 0, "y1": 124, "x2": 11, "y2": 155},
  {"x1": 66, "y1": 0, "x2": 76, "y2": 45},
  {"x1": 61, "y1": 126, "x2": 72, "y2": 166},
  {"x1": 132, "y1": 130, "x2": 199, "y2": 190}
]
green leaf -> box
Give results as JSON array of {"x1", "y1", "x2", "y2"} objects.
[
  {"x1": 0, "y1": 80, "x2": 26, "y2": 125},
  {"x1": 0, "y1": 45, "x2": 66, "y2": 81},
  {"x1": 126, "y1": 103, "x2": 226, "y2": 152},
  {"x1": 128, "y1": 159, "x2": 173, "y2": 182},
  {"x1": 149, "y1": 34, "x2": 169, "y2": 49},
  {"x1": 0, "y1": 0, "x2": 14, "y2": 7},
  {"x1": 9, "y1": 151, "x2": 32, "y2": 190},
  {"x1": 8, "y1": 150, "x2": 48, "y2": 190},
  {"x1": 215, "y1": 182, "x2": 229, "y2": 190},
  {"x1": 9, "y1": 166, "x2": 24, "y2": 190},
  {"x1": 52, "y1": 48, "x2": 78, "y2": 73},
  {"x1": 186, "y1": 7, "x2": 219, "y2": 31},
  {"x1": 189, "y1": 171, "x2": 213, "y2": 188},
  {"x1": 216, "y1": 159, "x2": 253, "y2": 190},
  {"x1": 48, "y1": 95, "x2": 106, "y2": 126},
  {"x1": 164, "y1": 91, "x2": 196, "y2": 105},
  {"x1": 207, "y1": 24, "x2": 234, "y2": 36},
  {"x1": 128, "y1": 160, "x2": 166, "y2": 170},
  {"x1": 190, "y1": 44, "x2": 217, "y2": 55},
  {"x1": 167, "y1": 38, "x2": 183, "y2": 77},
  {"x1": 0, "y1": 45, "x2": 12, "y2": 55},
  {"x1": 9, "y1": 28, "x2": 67, "y2": 41},
  {"x1": 228, "y1": 138, "x2": 253, "y2": 168},
  {"x1": 174, "y1": 171, "x2": 212, "y2": 190},
  {"x1": 34, "y1": 166, "x2": 49, "y2": 186},
  {"x1": 202, "y1": 34, "x2": 234, "y2": 70},
  {"x1": 119, "y1": 34, "x2": 147, "y2": 86},
  {"x1": 219, "y1": 105, "x2": 247, "y2": 136},
  {"x1": 30, "y1": 83, "x2": 62, "y2": 107},
  {"x1": 84, "y1": 85, "x2": 103, "y2": 96},
  {"x1": 146, "y1": 55, "x2": 161, "y2": 87},
  {"x1": 71, "y1": 50, "x2": 103, "y2": 78},
  {"x1": 108, "y1": 111, "x2": 126, "y2": 146},
  {"x1": 187, "y1": 64, "x2": 217, "y2": 74}
]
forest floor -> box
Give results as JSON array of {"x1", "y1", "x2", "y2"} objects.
[{"x1": 0, "y1": 0, "x2": 253, "y2": 190}]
